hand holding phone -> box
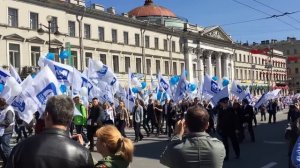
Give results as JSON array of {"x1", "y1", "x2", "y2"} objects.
[{"x1": 72, "y1": 134, "x2": 84, "y2": 145}]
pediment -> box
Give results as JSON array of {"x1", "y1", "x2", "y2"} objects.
[
  {"x1": 202, "y1": 26, "x2": 233, "y2": 43},
  {"x1": 3, "y1": 34, "x2": 25, "y2": 42},
  {"x1": 46, "y1": 39, "x2": 63, "y2": 46},
  {"x1": 26, "y1": 36, "x2": 45, "y2": 44}
]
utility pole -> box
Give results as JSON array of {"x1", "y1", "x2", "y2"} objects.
[{"x1": 76, "y1": 0, "x2": 85, "y2": 71}]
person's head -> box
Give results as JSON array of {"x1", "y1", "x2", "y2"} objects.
[
  {"x1": 233, "y1": 102, "x2": 240, "y2": 109},
  {"x1": 219, "y1": 97, "x2": 229, "y2": 109},
  {"x1": 194, "y1": 97, "x2": 199, "y2": 103},
  {"x1": 148, "y1": 99, "x2": 153, "y2": 104},
  {"x1": 96, "y1": 125, "x2": 134, "y2": 163},
  {"x1": 0, "y1": 98, "x2": 8, "y2": 110},
  {"x1": 103, "y1": 102, "x2": 110, "y2": 110},
  {"x1": 169, "y1": 99, "x2": 174, "y2": 105},
  {"x1": 242, "y1": 99, "x2": 249, "y2": 106},
  {"x1": 185, "y1": 105, "x2": 210, "y2": 132},
  {"x1": 135, "y1": 99, "x2": 140, "y2": 106},
  {"x1": 44, "y1": 95, "x2": 74, "y2": 129},
  {"x1": 165, "y1": 99, "x2": 169, "y2": 104},
  {"x1": 92, "y1": 98, "x2": 99, "y2": 106},
  {"x1": 119, "y1": 101, "x2": 125, "y2": 108},
  {"x1": 73, "y1": 96, "x2": 80, "y2": 105}
]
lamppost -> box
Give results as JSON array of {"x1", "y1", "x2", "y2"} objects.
[
  {"x1": 37, "y1": 15, "x2": 60, "y2": 53},
  {"x1": 265, "y1": 49, "x2": 273, "y2": 91}
]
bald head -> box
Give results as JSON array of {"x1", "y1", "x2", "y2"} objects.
[{"x1": 185, "y1": 105, "x2": 210, "y2": 132}]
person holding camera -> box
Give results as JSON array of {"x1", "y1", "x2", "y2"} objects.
[{"x1": 160, "y1": 105, "x2": 225, "y2": 168}]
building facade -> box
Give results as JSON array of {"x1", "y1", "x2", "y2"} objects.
[
  {"x1": 258, "y1": 37, "x2": 300, "y2": 93},
  {"x1": 0, "y1": 0, "x2": 288, "y2": 95}
]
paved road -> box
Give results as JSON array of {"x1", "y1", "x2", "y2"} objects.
[
  {"x1": 5, "y1": 109, "x2": 290, "y2": 168},
  {"x1": 92, "y1": 109, "x2": 290, "y2": 168}
]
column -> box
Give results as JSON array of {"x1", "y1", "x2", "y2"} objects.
[
  {"x1": 230, "y1": 55, "x2": 235, "y2": 81},
  {"x1": 223, "y1": 54, "x2": 229, "y2": 78},
  {"x1": 216, "y1": 52, "x2": 222, "y2": 79},
  {"x1": 205, "y1": 50, "x2": 213, "y2": 76},
  {"x1": 196, "y1": 45, "x2": 204, "y2": 84},
  {"x1": 183, "y1": 39, "x2": 193, "y2": 81}
]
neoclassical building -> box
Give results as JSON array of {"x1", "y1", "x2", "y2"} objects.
[{"x1": 0, "y1": 0, "x2": 288, "y2": 95}]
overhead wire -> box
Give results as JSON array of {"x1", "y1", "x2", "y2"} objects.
[
  {"x1": 252, "y1": 0, "x2": 300, "y2": 24},
  {"x1": 231, "y1": 0, "x2": 300, "y2": 30}
]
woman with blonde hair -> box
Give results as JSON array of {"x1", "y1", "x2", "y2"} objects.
[
  {"x1": 115, "y1": 101, "x2": 130, "y2": 137},
  {"x1": 95, "y1": 125, "x2": 134, "y2": 168}
]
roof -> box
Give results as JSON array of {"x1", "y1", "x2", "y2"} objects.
[{"x1": 128, "y1": 0, "x2": 176, "y2": 18}]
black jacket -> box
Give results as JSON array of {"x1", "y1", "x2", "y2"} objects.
[
  {"x1": 242, "y1": 105, "x2": 255, "y2": 123},
  {"x1": 217, "y1": 107, "x2": 239, "y2": 135},
  {"x1": 6, "y1": 128, "x2": 94, "y2": 168}
]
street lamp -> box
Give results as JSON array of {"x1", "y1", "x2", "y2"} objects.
[{"x1": 37, "y1": 15, "x2": 60, "y2": 53}]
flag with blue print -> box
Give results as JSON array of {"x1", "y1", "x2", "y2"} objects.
[
  {"x1": 203, "y1": 74, "x2": 220, "y2": 97},
  {"x1": 254, "y1": 92, "x2": 268, "y2": 109},
  {"x1": 9, "y1": 65, "x2": 21, "y2": 84},
  {"x1": 158, "y1": 73, "x2": 172, "y2": 97},
  {"x1": 0, "y1": 67, "x2": 10, "y2": 85},
  {"x1": 243, "y1": 86, "x2": 252, "y2": 102},
  {"x1": 211, "y1": 86, "x2": 229, "y2": 106},
  {"x1": 26, "y1": 66, "x2": 61, "y2": 112},
  {"x1": 41, "y1": 58, "x2": 74, "y2": 85},
  {"x1": 231, "y1": 80, "x2": 245, "y2": 100},
  {"x1": 88, "y1": 58, "x2": 119, "y2": 94},
  {"x1": 174, "y1": 70, "x2": 187, "y2": 103},
  {"x1": 125, "y1": 87, "x2": 135, "y2": 113}
]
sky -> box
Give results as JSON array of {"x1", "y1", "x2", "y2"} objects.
[{"x1": 89, "y1": 0, "x2": 300, "y2": 43}]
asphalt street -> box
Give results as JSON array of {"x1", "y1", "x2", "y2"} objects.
[
  {"x1": 92, "y1": 109, "x2": 290, "y2": 168},
  {"x1": 4, "y1": 109, "x2": 290, "y2": 168}
]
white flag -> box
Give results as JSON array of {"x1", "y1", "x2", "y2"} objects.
[
  {"x1": 26, "y1": 66, "x2": 61, "y2": 112},
  {"x1": 0, "y1": 67, "x2": 11, "y2": 85},
  {"x1": 42, "y1": 57, "x2": 74, "y2": 85},
  {"x1": 211, "y1": 86, "x2": 229, "y2": 106},
  {"x1": 231, "y1": 80, "x2": 245, "y2": 100},
  {"x1": 88, "y1": 58, "x2": 119, "y2": 94},
  {"x1": 174, "y1": 71, "x2": 187, "y2": 103},
  {"x1": 254, "y1": 92, "x2": 268, "y2": 108},
  {"x1": 203, "y1": 74, "x2": 220, "y2": 97},
  {"x1": 9, "y1": 65, "x2": 22, "y2": 84},
  {"x1": 158, "y1": 73, "x2": 172, "y2": 97}
]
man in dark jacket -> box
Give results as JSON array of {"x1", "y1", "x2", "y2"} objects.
[
  {"x1": 268, "y1": 99, "x2": 278, "y2": 123},
  {"x1": 6, "y1": 95, "x2": 94, "y2": 168},
  {"x1": 241, "y1": 99, "x2": 255, "y2": 142},
  {"x1": 217, "y1": 97, "x2": 240, "y2": 160},
  {"x1": 0, "y1": 98, "x2": 15, "y2": 167},
  {"x1": 87, "y1": 97, "x2": 102, "y2": 151}
]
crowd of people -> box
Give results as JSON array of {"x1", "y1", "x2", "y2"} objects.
[{"x1": 0, "y1": 93, "x2": 297, "y2": 167}]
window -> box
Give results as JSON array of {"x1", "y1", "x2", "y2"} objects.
[
  {"x1": 255, "y1": 57, "x2": 257, "y2": 64},
  {"x1": 8, "y1": 8, "x2": 18, "y2": 27},
  {"x1": 123, "y1": 31, "x2": 129, "y2": 45},
  {"x1": 125, "y1": 57, "x2": 130, "y2": 73},
  {"x1": 156, "y1": 60, "x2": 160, "y2": 74},
  {"x1": 240, "y1": 69, "x2": 243, "y2": 80},
  {"x1": 85, "y1": 52, "x2": 92, "y2": 67},
  {"x1": 146, "y1": 59, "x2": 151, "y2": 75},
  {"x1": 84, "y1": 24, "x2": 91, "y2": 39},
  {"x1": 235, "y1": 69, "x2": 239, "y2": 79},
  {"x1": 112, "y1": 29, "x2": 117, "y2": 43},
  {"x1": 248, "y1": 55, "x2": 250, "y2": 63},
  {"x1": 31, "y1": 46, "x2": 40, "y2": 66},
  {"x1": 30, "y1": 12, "x2": 38, "y2": 30},
  {"x1": 173, "y1": 62, "x2": 177, "y2": 75},
  {"x1": 145, "y1": 36, "x2": 150, "y2": 48},
  {"x1": 193, "y1": 64, "x2": 196, "y2": 78},
  {"x1": 136, "y1": 58, "x2": 141, "y2": 73},
  {"x1": 164, "y1": 39, "x2": 168, "y2": 51},
  {"x1": 50, "y1": 17, "x2": 58, "y2": 33},
  {"x1": 181, "y1": 63, "x2": 185, "y2": 74},
  {"x1": 287, "y1": 49, "x2": 290, "y2": 55},
  {"x1": 68, "y1": 21, "x2": 75, "y2": 37},
  {"x1": 245, "y1": 70, "x2": 248, "y2": 79},
  {"x1": 296, "y1": 68, "x2": 299, "y2": 74},
  {"x1": 239, "y1": 54, "x2": 241, "y2": 62},
  {"x1": 243, "y1": 55, "x2": 246, "y2": 62},
  {"x1": 235, "y1": 54, "x2": 237, "y2": 61},
  {"x1": 165, "y1": 61, "x2": 169, "y2": 75},
  {"x1": 98, "y1": 27, "x2": 105, "y2": 41},
  {"x1": 100, "y1": 54, "x2": 106, "y2": 64},
  {"x1": 70, "y1": 51, "x2": 78, "y2": 68},
  {"x1": 172, "y1": 41, "x2": 176, "y2": 52},
  {"x1": 256, "y1": 71, "x2": 258, "y2": 80},
  {"x1": 295, "y1": 49, "x2": 298, "y2": 54},
  {"x1": 154, "y1": 38, "x2": 159, "y2": 49},
  {"x1": 9, "y1": 44, "x2": 20, "y2": 70},
  {"x1": 113, "y1": 55, "x2": 119, "y2": 73},
  {"x1": 135, "y1": 34, "x2": 140, "y2": 46}
]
